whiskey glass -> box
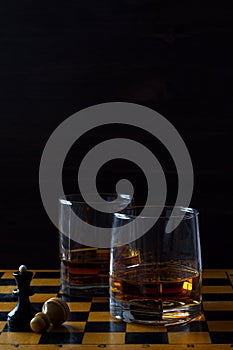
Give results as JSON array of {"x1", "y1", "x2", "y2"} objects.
[
  {"x1": 59, "y1": 193, "x2": 132, "y2": 297},
  {"x1": 110, "y1": 206, "x2": 202, "y2": 326}
]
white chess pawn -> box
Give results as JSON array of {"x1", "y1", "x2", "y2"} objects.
[{"x1": 30, "y1": 297, "x2": 70, "y2": 333}]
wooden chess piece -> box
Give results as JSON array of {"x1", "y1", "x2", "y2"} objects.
[
  {"x1": 30, "y1": 297, "x2": 70, "y2": 333},
  {"x1": 7, "y1": 265, "x2": 35, "y2": 330}
]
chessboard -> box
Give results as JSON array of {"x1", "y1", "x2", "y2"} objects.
[{"x1": 0, "y1": 269, "x2": 233, "y2": 349}]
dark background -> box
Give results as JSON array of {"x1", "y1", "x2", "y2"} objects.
[{"x1": 0, "y1": 1, "x2": 232, "y2": 269}]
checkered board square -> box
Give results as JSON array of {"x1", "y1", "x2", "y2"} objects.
[{"x1": 0, "y1": 269, "x2": 233, "y2": 349}]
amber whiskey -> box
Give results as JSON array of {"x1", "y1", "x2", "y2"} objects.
[
  {"x1": 61, "y1": 248, "x2": 110, "y2": 296},
  {"x1": 110, "y1": 264, "x2": 202, "y2": 325}
]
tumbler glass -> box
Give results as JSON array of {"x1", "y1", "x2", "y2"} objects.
[
  {"x1": 59, "y1": 193, "x2": 132, "y2": 297},
  {"x1": 110, "y1": 206, "x2": 202, "y2": 326}
]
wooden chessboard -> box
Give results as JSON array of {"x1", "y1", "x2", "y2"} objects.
[{"x1": 0, "y1": 269, "x2": 233, "y2": 349}]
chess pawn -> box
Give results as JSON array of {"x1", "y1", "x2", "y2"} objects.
[
  {"x1": 30, "y1": 297, "x2": 70, "y2": 333},
  {"x1": 7, "y1": 265, "x2": 35, "y2": 330}
]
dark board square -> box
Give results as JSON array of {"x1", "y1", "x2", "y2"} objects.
[
  {"x1": 31, "y1": 302, "x2": 44, "y2": 314},
  {"x1": 202, "y1": 293, "x2": 233, "y2": 301},
  {"x1": 32, "y1": 286, "x2": 60, "y2": 294},
  {"x1": 202, "y1": 278, "x2": 230, "y2": 286},
  {"x1": 0, "y1": 312, "x2": 8, "y2": 321},
  {"x1": 204, "y1": 310, "x2": 233, "y2": 321},
  {"x1": 210, "y1": 332, "x2": 233, "y2": 344},
  {"x1": 0, "y1": 279, "x2": 16, "y2": 286},
  {"x1": 3, "y1": 325, "x2": 30, "y2": 332},
  {"x1": 34, "y1": 272, "x2": 60, "y2": 278},
  {"x1": 125, "y1": 332, "x2": 168, "y2": 344},
  {"x1": 39, "y1": 331, "x2": 83, "y2": 344},
  {"x1": 0, "y1": 294, "x2": 17, "y2": 302},
  {"x1": 189, "y1": 321, "x2": 209, "y2": 332},
  {"x1": 168, "y1": 321, "x2": 208, "y2": 333},
  {"x1": 68, "y1": 312, "x2": 89, "y2": 322},
  {"x1": 85, "y1": 321, "x2": 126, "y2": 332},
  {"x1": 167, "y1": 322, "x2": 191, "y2": 333},
  {"x1": 90, "y1": 302, "x2": 109, "y2": 312},
  {"x1": 59, "y1": 294, "x2": 92, "y2": 302}
]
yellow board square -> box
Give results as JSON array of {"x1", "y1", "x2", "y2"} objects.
[
  {"x1": 0, "y1": 321, "x2": 6, "y2": 332},
  {"x1": 92, "y1": 297, "x2": 109, "y2": 303},
  {"x1": 203, "y1": 301, "x2": 233, "y2": 311},
  {"x1": 0, "y1": 302, "x2": 17, "y2": 312},
  {"x1": 0, "y1": 286, "x2": 16, "y2": 294},
  {"x1": 30, "y1": 293, "x2": 58, "y2": 303},
  {"x1": 126, "y1": 323, "x2": 166, "y2": 333},
  {"x1": 208, "y1": 320, "x2": 233, "y2": 332},
  {"x1": 88, "y1": 312, "x2": 115, "y2": 322},
  {"x1": 31, "y1": 278, "x2": 60, "y2": 286},
  {"x1": 191, "y1": 312, "x2": 205, "y2": 321},
  {"x1": 32, "y1": 270, "x2": 60, "y2": 272},
  {"x1": 202, "y1": 285, "x2": 233, "y2": 294},
  {"x1": 82, "y1": 332, "x2": 125, "y2": 345},
  {"x1": 168, "y1": 331, "x2": 211, "y2": 344},
  {"x1": 67, "y1": 302, "x2": 91, "y2": 312},
  {"x1": 0, "y1": 331, "x2": 41, "y2": 344},
  {"x1": 202, "y1": 270, "x2": 227, "y2": 279},
  {"x1": 1, "y1": 272, "x2": 16, "y2": 279}
]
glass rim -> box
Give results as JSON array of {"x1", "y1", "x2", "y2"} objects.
[
  {"x1": 115, "y1": 205, "x2": 199, "y2": 220},
  {"x1": 59, "y1": 192, "x2": 133, "y2": 205}
]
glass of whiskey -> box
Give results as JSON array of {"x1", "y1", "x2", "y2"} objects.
[
  {"x1": 59, "y1": 193, "x2": 132, "y2": 297},
  {"x1": 110, "y1": 206, "x2": 202, "y2": 326}
]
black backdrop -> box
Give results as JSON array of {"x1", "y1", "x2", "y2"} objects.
[{"x1": 1, "y1": 1, "x2": 233, "y2": 269}]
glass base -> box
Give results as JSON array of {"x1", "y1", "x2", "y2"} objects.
[{"x1": 110, "y1": 298, "x2": 202, "y2": 326}]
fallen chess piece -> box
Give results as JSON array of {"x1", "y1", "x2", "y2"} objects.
[{"x1": 30, "y1": 297, "x2": 70, "y2": 333}]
